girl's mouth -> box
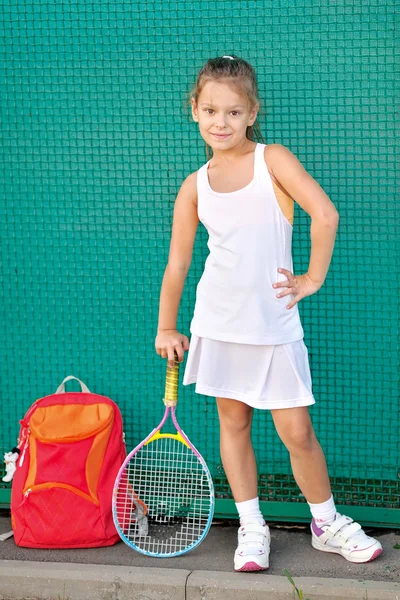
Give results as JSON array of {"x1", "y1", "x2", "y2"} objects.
[{"x1": 212, "y1": 133, "x2": 231, "y2": 139}]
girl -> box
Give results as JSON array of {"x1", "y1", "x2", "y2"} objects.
[{"x1": 155, "y1": 55, "x2": 382, "y2": 571}]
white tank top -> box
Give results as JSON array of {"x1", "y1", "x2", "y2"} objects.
[{"x1": 189, "y1": 143, "x2": 304, "y2": 345}]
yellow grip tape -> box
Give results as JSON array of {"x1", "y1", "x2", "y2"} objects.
[{"x1": 163, "y1": 355, "x2": 180, "y2": 407}]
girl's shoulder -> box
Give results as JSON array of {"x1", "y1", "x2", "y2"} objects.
[
  {"x1": 176, "y1": 170, "x2": 199, "y2": 207},
  {"x1": 263, "y1": 143, "x2": 291, "y2": 163},
  {"x1": 183, "y1": 169, "x2": 200, "y2": 189},
  {"x1": 179, "y1": 169, "x2": 199, "y2": 189},
  {"x1": 263, "y1": 143, "x2": 302, "y2": 178},
  {"x1": 263, "y1": 142, "x2": 299, "y2": 162}
]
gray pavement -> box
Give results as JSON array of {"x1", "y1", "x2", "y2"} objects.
[{"x1": 0, "y1": 511, "x2": 399, "y2": 599}]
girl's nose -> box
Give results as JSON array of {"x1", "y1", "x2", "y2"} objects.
[{"x1": 215, "y1": 118, "x2": 228, "y2": 128}]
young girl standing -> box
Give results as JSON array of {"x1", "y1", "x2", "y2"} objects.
[{"x1": 155, "y1": 55, "x2": 382, "y2": 571}]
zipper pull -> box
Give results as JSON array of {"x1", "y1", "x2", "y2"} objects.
[
  {"x1": 24, "y1": 489, "x2": 31, "y2": 498},
  {"x1": 19, "y1": 428, "x2": 30, "y2": 467}
]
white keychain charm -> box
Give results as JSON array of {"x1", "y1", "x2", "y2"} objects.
[{"x1": 2, "y1": 448, "x2": 20, "y2": 483}]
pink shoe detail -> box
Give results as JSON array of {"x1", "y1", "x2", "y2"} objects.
[
  {"x1": 236, "y1": 561, "x2": 269, "y2": 572},
  {"x1": 367, "y1": 547, "x2": 383, "y2": 562}
]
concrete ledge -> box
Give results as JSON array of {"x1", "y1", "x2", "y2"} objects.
[
  {"x1": 0, "y1": 560, "x2": 399, "y2": 600},
  {"x1": 0, "y1": 561, "x2": 190, "y2": 600},
  {"x1": 187, "y1": 570, "x2": 400, "y2": 599}
]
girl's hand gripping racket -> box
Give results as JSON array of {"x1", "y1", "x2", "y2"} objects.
[{"x1": 112, "y1": 355, "x2": 214, "y2": 557}]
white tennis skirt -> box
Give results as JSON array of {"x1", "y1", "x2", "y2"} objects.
[{"x1": 182, "y1": 335, "x2": 315, "y2": 410}]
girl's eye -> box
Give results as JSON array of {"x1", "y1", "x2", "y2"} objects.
[{"x1": 203, "y1": 109, "x2": 240, "y2": 115}]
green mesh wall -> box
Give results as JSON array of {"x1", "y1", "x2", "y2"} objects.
[{"x1": 1, "y1": 0, "x2": 398, "y2": 526}]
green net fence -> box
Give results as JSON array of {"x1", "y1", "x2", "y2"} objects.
[{"x1": 1, "y1": 0, "x2": 398, "y2": 526}]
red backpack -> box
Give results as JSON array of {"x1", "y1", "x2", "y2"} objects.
[{"x1": 11, "y1": 376, "x2": 126, "y2": 548}]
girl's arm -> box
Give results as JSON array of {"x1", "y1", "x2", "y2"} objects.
[
  {"x1": 268, "y1": 144, "x2": 339, "y2": 308},
  {"x1": 156, "y1": 172, "x2": 199, "y2": 366}
]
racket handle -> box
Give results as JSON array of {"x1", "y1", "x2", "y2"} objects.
[{"x1": 164, "y1": 353, "x2": 180, "y2": 407}]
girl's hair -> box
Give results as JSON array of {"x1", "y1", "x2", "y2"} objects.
[{"x1": 189, "y1": 55, "x2": 265, "y2": 159}]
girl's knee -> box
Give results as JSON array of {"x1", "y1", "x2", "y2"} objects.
[
  {"x1": 281, "y1": 424, "x2": 317, "y2": 454},
  {"x1": 272, "y1": 407, "x2": 317, "y2": 454},
  {"x1": 217, "y1": 397, "x2": 253, "y2": 434}
]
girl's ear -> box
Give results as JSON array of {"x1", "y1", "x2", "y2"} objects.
[
  {"x1": 191, "y1": 97, "x2": 199, "y2": 122},
  {"x1": 248, "y1": 103, "x2": 259, "y2": 126}
]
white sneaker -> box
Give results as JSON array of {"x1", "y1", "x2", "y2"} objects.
[
  {"x1": 311, "y1": 513, "x2": 383, "y2": 563},
  {"x1": 234, "y1": 522, "x2": 270, "y2": 572}
]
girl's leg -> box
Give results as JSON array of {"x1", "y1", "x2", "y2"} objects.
[
  {"x1": 270, "y1": 406, "x2": 331, "y2": 503},
  {"x1": 217, "y1": 396, "x2": 270, "y2": 572},
  {"x1": 216, "y1": 397, "x2": 257, "y2": 501},
  {"x1": 271, "y1": 406, "x2": 382, "y2": 562}
]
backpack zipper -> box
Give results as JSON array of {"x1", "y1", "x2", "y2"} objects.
[{"x1": 22, "y1": 483, "x2": 99, "y2": 505}]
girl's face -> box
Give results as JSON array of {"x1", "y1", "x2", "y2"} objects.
[{"x1": 191, "y1": 80, "x2": 258, "y2": 151}]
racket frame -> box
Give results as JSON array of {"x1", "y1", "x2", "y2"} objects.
[{"x1": 112, "y1": 361, "x2": 214, "y2": 557}]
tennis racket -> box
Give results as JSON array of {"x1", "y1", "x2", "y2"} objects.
[{"x1": 112, "y1": 355, "x2": 214, "y2": 557}]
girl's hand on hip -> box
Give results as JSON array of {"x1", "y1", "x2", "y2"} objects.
[
  {"x1": 155, "y1": 329, "x2": 190, "y2": 367},
  {"x1": 273, "y1": 268, "x2": 322, "y2": 310}
]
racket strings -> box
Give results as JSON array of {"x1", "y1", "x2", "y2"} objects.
[{"x1": 115, "y1": 436, "x2": 212, "y2": 555}]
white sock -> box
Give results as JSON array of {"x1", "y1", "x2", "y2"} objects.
[
  {"x1": 235, "y1": 497, "x2": 265, "y2": 527},
  {"x1": 308, "y1": 495, "x2": 337, "y2": 526}
]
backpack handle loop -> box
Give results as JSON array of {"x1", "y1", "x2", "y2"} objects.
[{"x1": 55, "y1": 376, "x2": 91, "y2": 394}]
